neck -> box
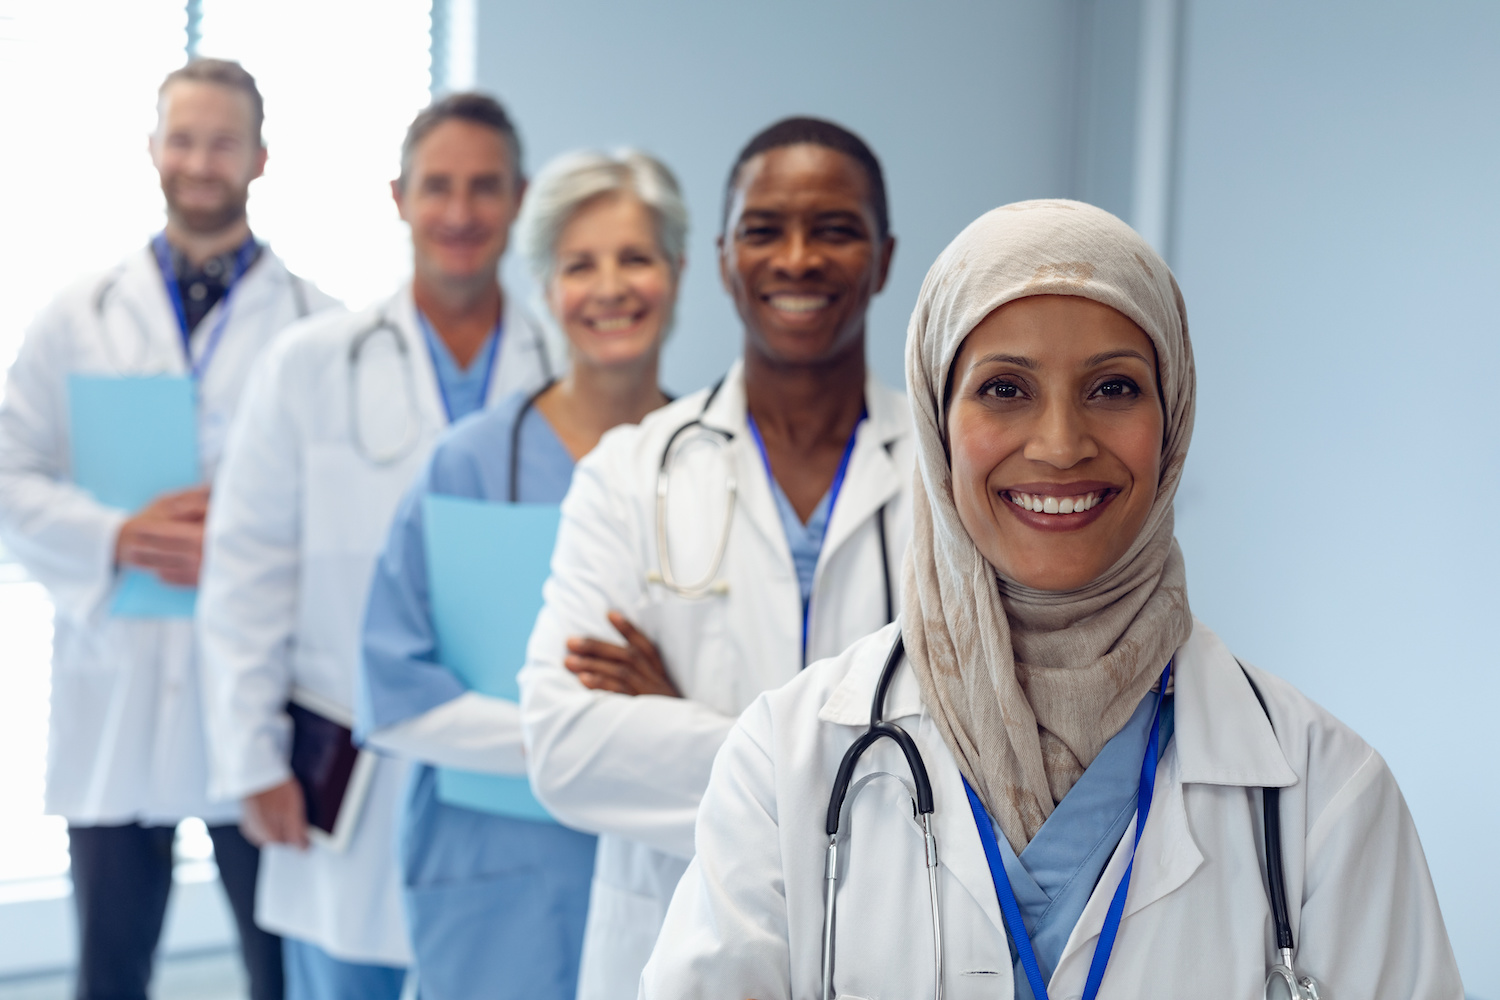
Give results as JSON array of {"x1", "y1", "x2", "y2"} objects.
[
  {"x1": 163, "y1": 215, "x2": 252, "y2": 268},
  {"x1": 411, "y1": 273, "x2": 504, "y2": 369},
  {"x1": 540, "y1": 349, "x2": 667, "y2": 460},
  {"x1": 743, "y1": 338, "x2": 867, "y2": 453}
]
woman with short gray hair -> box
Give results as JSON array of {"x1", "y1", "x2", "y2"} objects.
[{"x1": 357, "y1": 148, "x2": 686, "y2": 1000}]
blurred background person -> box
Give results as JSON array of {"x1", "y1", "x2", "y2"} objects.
[
  {"x1": 0, "y1": 58, "x2": 338, "y2": 1000},
  {"x1": 518, "y1": 117, "x2": 913, "y2": 1000},
  {"x1": 197, "y1": 92, "x2": 552, "y2": 1000},
  {"x1": 357, "y1": 148, "x2": 686, "y2": 1000}
]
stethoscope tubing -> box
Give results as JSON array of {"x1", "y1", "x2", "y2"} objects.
[{"x1": 821, "y1": 633, "x2": 1316, "y2": 1000}]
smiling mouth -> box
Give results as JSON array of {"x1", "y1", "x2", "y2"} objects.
[
  {"x1": 1004, "y1": 490, "x2": 1113, "y2": 515},
  {"x1": 588, "y1": 313, "x2": 644, "y2": 333},
  {"x1": 765, "y1": 293, "x2": 833, "y2": 314}
]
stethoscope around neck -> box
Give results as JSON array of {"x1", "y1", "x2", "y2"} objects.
[
  {"x1": 820, "y1": 630, "x2": 1320, "y2": 1000},
  {"x1": 345, "y1": 303, "x2": 554, "y2": 466}
]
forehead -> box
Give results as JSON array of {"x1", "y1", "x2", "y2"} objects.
[
  {"x1": 961, "y1": 295, "x2": 1157, "y2": 366},
  {"x1": 556, "y1": 194, "x2": 656, "y2": 250},
  {"x1": 731, "y1": 143, "x2": 873, "y2": 218},
  {"x1": 409, "y1": 119, "x2": 516, "y2": 179},
  {"x1": 157, "y1": 80, "x2": 255, "y2": 134}
]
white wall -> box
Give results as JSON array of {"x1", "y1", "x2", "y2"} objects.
[
  {"x1": 475, "y1": 0, "x2": 1084, "y2": 394},
  {"x1": 1170, "y1": 3, "x2": 1500, "y2": 994}
]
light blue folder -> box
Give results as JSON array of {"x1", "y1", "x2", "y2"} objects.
[
  {"x1": 68, "y1": 375, "x2": 200, "y2": 617},
  {"x1": 423, "y1": 493, "x2": 561, "y2": 823}
]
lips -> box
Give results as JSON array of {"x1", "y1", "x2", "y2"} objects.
[
  {"x1": 586, "y1": 311, "x2": 645, "y2": 333},
  {"x1": 998, "y1": 481, "x2": 1121, "y2": 531}
]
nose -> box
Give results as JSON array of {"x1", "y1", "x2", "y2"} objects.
[
  {"x1": 770, "y1": 224, "x2": 826, "y2": 280},
  {"x1": 593, "y1": 258, "x2": 628, "y2": 302},
  {"x1": 1022, "y1": 398, "x2": 1099, "y2": 469}
]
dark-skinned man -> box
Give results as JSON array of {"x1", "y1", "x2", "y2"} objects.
[{"x1": 519, "y1": 117, "x2": 913, "y2": 1000}]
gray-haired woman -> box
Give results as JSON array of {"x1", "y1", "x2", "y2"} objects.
[{"x1": 357, "y1": 148, "x2": 686, "y2": 1000}]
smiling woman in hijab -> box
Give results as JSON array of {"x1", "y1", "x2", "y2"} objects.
[{"x1": 640, "y1": 200, "x2": 1463, "y2": 1000}]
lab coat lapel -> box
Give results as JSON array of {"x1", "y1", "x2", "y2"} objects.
[
  {"x1": 819, "y1": 641, "x2": 1009, "y2": 944},
  {"x1": 486, "y1": 292, "x2": 555, "y2": 404},
  {"x1": 817, "y1": 375, "x2": 904, "y2": 572},
  {"x1": 391, "y1": 285, "x2": 451, "y2": 429},
  {"x1": 108, "y1": 245, "x2": 188, "y2": 375},
  {"x1": 1051, "y1": 619, "x2": 1297, "y2": 987},
  {"x1": 698, "y1": 361, "x2": 793, "y2": 565}
]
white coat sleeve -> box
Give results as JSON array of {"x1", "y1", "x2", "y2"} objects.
[
  {"x1": 0, "y1": 303, "x2": 127, "y2": 623},
  {"x1": 1296, "y1": 748, "x2": 1465, "y2": 999},
  {"x1": 366, "y1": 691, "x2": 527, "y2": 774},
  {"x1": 197, "y1": 344, "x2": 303, "y2": 801},
  {"x1": 640, "y1": 697, "x2": 792, "y2": 1000},
  {"x1": 519, "y1": 441, "x2": 735, "y2": 859}
]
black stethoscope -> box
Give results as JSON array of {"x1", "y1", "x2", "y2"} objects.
[
  {"x1": 648, "y1": 377, "x2": 895, "y2": 633},
  {"x1": 821, "y1": 632, "x2": 1319, "y2": 1000}
]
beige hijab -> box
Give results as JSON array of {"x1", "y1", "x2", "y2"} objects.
[{"x1": 901, "y1": 200, "x2": 1196, "y2": 852}]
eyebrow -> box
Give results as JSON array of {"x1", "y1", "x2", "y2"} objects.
[{"x1": 970, "y1": 348, "x2": 1152, "y2": 370}]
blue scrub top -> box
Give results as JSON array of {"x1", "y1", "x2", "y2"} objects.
[
  {"x1": 977, "y1": 693, "x2": 1176, "y2": 998},
  {"x1": 356, "y1": 390, "x2": 595, "y2": 1000}
]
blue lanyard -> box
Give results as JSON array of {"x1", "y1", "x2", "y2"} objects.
[
  {"x1": 962, "y1": 661, "x2": 1172, "y2": 1000},
  {"x1": 415, "y1": 309, "x2": 504, "y2": 424},
  {"x1": 151, "y1": 231, "x2": 258, "y2": 382},
  {"x1": 745, "y1": 408, "x2": 865, "y2": 664}
]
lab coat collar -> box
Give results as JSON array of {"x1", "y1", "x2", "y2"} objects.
[
  {"x1": 384, "y1": 284, "x2": 450, "y2": 429},
  {"x1": 107, "y1": 242, "x2": 294, "y2": 377},
  {"x1": 817, "y1": 618, "x2": 1301, "y2": 961},
  {"x1": 696, "y1": 358, "x2": 910, "y2": 572}
]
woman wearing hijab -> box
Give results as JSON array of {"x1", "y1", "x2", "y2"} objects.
[{"x1": 640, "y1": 200, "x2": 1463, "y2": 999}]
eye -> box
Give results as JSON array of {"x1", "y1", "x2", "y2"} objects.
[
  {"x1": 979, "y1": 376, "x2": 1027, "y2": 401},
  {"x1": 1091, "y1": 377, "x2": 1142, "y2": 401},
  {"x1": 737, "y1": 223, "x2": 780, "y2": 243},
  {"x1": 814, "y1": 223, "x2": 863, "y2": 243}
]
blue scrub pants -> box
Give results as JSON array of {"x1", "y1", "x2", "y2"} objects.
[{"x1": 282, "y1": 938, "x2": 405, "y2": 1000}]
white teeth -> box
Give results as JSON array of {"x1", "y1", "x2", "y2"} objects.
[
  {"x1": 1008, "y1": 491, "x2": 1101, "y2": 515},
  {"x1": 591, "y1": 316, "x2": 636, "y2": 332},
  {"x1": 768, "y1": 294, "x2": 830, "y2": 313}
]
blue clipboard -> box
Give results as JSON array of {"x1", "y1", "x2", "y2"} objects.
[
  {"x1": 68, "y1": 375, "x2": 200, "y2": 617},
  {"x1": 423, "y1": 493, "x2": 561, "y2": 823}
]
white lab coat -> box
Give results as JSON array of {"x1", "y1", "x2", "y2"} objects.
[
  {"x1": 642, "y1": 618, "x2": 1465, "y2": 1000},
  {"x1": 519, "y1": 360, "x2": 914, "y2": 1000},
  {"x1": 198, "y1": 284, "x2": 552, "y2": 964},
  {"x1": 0, "y1": 242, "x2": 337, "y2": 825}
]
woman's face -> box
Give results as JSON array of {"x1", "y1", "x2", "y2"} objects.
[
  {"x1": 946, "y1": 294, "x2": 1164, "y2": 592},
  {"x1": 547, "y1": 193, "x2": 678, "y2": 369}
]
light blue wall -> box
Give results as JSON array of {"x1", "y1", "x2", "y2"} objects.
[
  {"x1": 476, "y1": 0, "x2": 1498, "y2": 992},
  {"x1": 1170, "y1": 3, "x2": 1500, "y2": 994},
  {"x1": 475, "y1": 0, "x2": 1083, "y2": 395}
]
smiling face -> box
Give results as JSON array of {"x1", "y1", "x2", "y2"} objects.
[
  {"x1": 946, "y1": 294, "x2": 1165, "y2": 592},
  {"x1": 547, "y1": 193, "x2": 677, "y2": 370},
  {"x1": 393, "y1": 119, "x2": 523, "y2": 286},
  {"x1": 150, "y1": 80, "x2": 266, "y2": 235},
  {"x1": 718, "y1": 143, "x2": 894, "y2": 366}
]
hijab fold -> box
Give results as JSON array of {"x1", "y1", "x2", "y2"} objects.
[{"x1": 901, "y1": 200, "x2": 1196, "y2": 852}]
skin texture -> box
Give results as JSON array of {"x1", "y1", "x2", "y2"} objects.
[
  {"x1": 946, "y1": 295, "x2": 1164, "y2": 592},
  {"x1": 148, "y1": 80, "x2": 266, "y2": 263},
  {"x1": 722, "y1": 144, "x2": 893, "y2": 520},
  {"x1": 391, "y1": 119, "x2": 525, "y2": 368},
  {"x1": 116, "y1": 82, "x2": 266, "y2": 586},
  {"x1": 536, "y1": 193, "x2": 675, "y2": 461},
  {"x1": 566, "y1": 143, "x2": 894, "y2": 698}
]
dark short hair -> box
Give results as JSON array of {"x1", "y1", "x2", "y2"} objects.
[
  {"x1": 159, "y1": 58, "x2": 264, "y2": 144},
  {"x1": 721, "y1": 116, "x2": 889, "y2": 239},
  {"x1": 399, "y1": 92, "x2": 523, "y2": 190}
]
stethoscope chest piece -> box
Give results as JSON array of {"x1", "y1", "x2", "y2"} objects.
[{"x1": 1266, "y1": 953, "x2": 1321, "y2": 1000}]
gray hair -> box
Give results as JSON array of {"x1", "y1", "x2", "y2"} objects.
[{"x1": 516, "y1": 149, "x2": 688, "y2": 285}]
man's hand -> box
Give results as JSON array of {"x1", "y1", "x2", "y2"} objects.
[
  {"x1": 114, "y1": 484, "x2": 211, "y2": 586},
  {"x1": 241, "y1": 778, "x2": 310, "y2": 849},
  {"x1": 565, "y1": 611, "x2": 681, "y2": 698}
]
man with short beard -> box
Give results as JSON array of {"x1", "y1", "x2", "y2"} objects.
[{"x1": 0, "y1": 58, "x2": 338, "y2": 1000}]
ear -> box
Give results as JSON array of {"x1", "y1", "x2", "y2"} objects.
[
  {"x1": 715, "y1": 233, "x2": 731, "y2": 293},
  {"x1": 250, "y1": 144, "x2": 268, "y2": 182},
  {"x1": 873, "y1": 234, "x2": 896, "y2": 294},
  {"x1": 390, "y1": 178, "x2": 407, "y2": 220}
]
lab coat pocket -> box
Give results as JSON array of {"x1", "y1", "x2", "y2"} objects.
[
  {"x1": 406, "y1": 868, "x2": 587, "y2": 1000},
  {"x1": 303, "y1": 443, "x2": 420, "y2": 557}
]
